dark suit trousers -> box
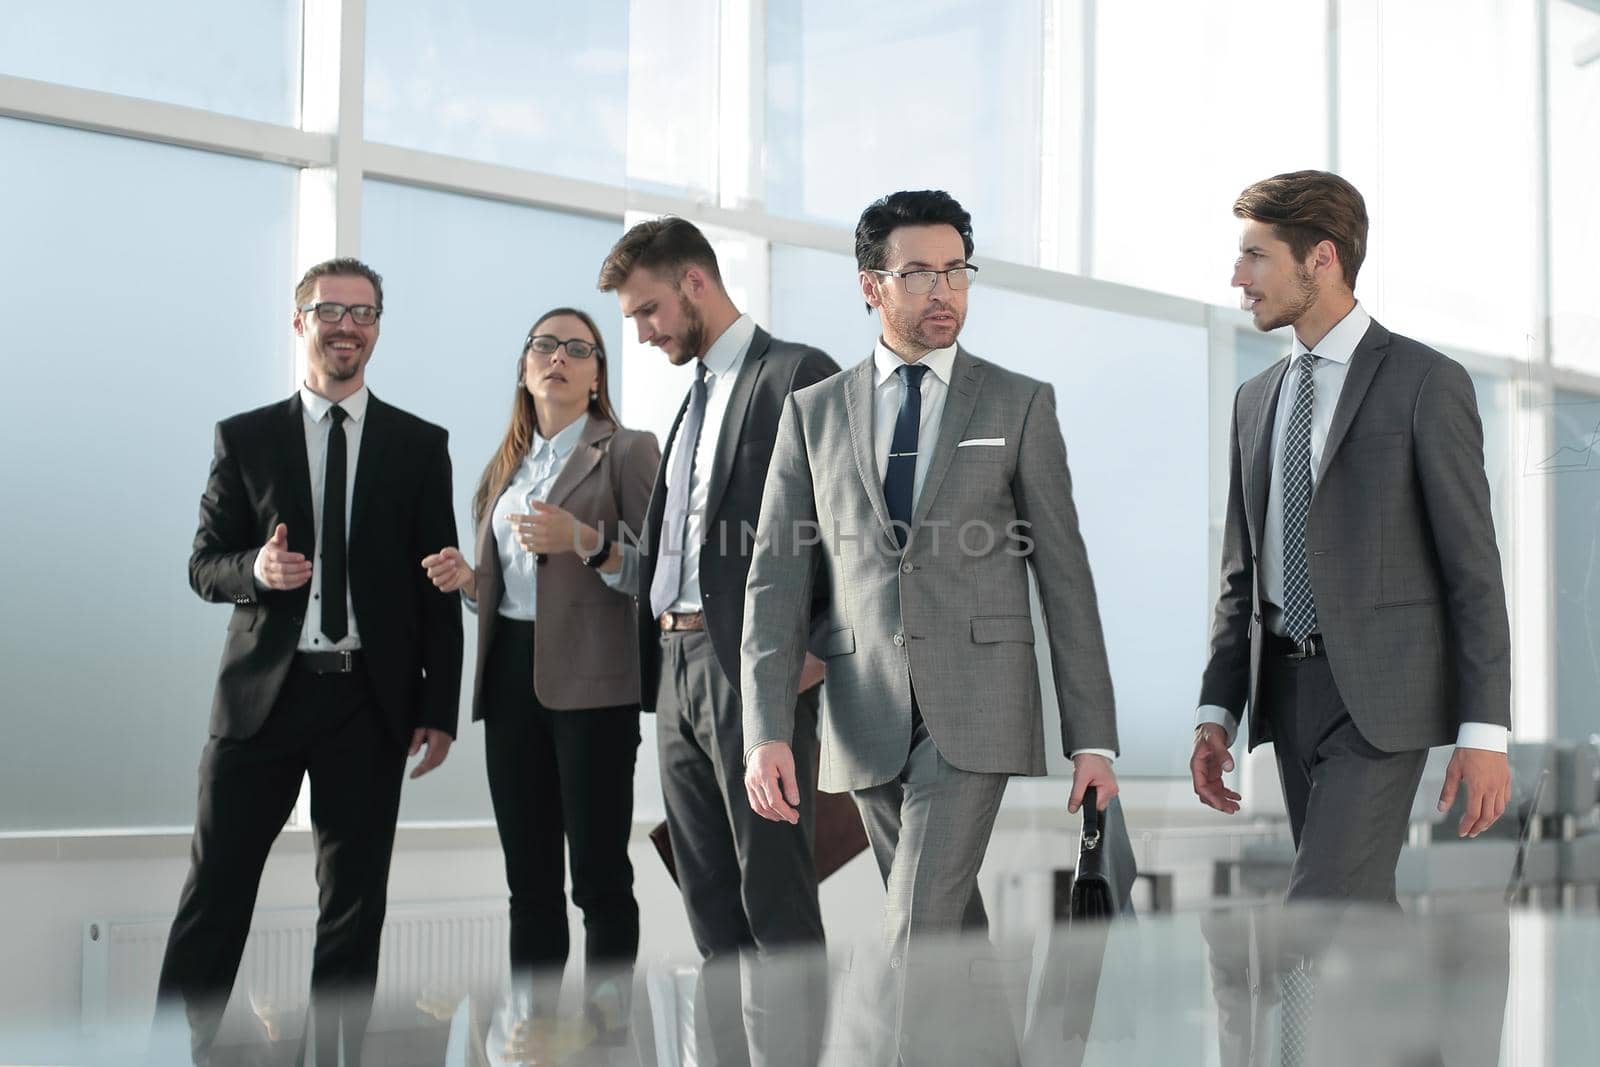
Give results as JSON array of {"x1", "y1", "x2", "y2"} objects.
[
  {"x1": 655, "y1": 628, "x2": 825, "y2": 1067},
  {"x1": 1264, "y1": 651, "x2": 1428, "y2": 905},
  {"x1": 156, "y1": 664, "x2": 407, "y2": 1066},
  {"x1": 480, "y1": 618, "x2": 641, "y2": 1012}
]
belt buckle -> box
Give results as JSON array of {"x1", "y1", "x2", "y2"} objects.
[
  {"x1": 340, "y1": 650, "x2": 354, "y2": 672},
  {"x1": 1287, "y1": 636, "x2": 1318, "y2": 659}
]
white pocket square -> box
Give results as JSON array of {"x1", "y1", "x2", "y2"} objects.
[{"x1": 957, "y1": 437, "x2": 1005, "y2": 448}]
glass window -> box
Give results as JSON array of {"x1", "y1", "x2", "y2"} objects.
[
  {"x1": 0, "y1": 1, "x2": 299, "y2": 124},
  {"x1": 360, "y1": 180, "x2": 632, "y2": 821},
  {"x1": 1548, "y1": 0, "x2": 1600, "y2": 374},
  {"x1": 365, "y1": 0, "x2": 630, "y2": 185},
  {"x1": 1337, "y1": 0, "x2": 1539, "y2": 357},
  {"x1": 962, "y1": 291, "x2": 1212, "y2": 778},
  {"x1": 0, "y1": 119, "x2": 295, "y2": 831},
  {"x1": 624, "y1": 0, "x2": 719, "y2": 197},
  {"x1": 769, "y1": 244, "x2": 881, "y2": 371},
  {"x1": 1551, "y1": 390, "x2": 1600, "y2": 741},
  {"x1": 1092, "y1": 0, "x2": 1327, "y2": 304},
  {"x1": 765, "y1": 0, "x2": 1046, "y2": 265}
]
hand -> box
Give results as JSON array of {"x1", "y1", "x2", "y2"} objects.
[
  {"x1": 257, "y1": 523, "x2": 312, "y2": 590},
  {"x1": 745, "y1": 741, "x2": 801, "y2": 824},
  {"x1": 509, "y1": 501, "x2": 596, "y2": 557},
  {"x1": 408, "y1": 727, "x2": 453, "y2": 779},
  {"x1": 421, "y1": 547, "x2": 475, "y2": 598},
  {"x1": 798, "y1": 652, "x2": 826, "y2": 692},
  {"x1": 1191, "y1": 724, "x2": 1241, "y2": 814},
  {"x1": 1438, "y1": 747, "x2": 1511, "y2": 838},
  {"x1": 1069, "y1": 753, "x2": 1119, "y2": 813}
]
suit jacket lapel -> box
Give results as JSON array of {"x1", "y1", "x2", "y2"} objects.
[
  {"x1": 1246, "y1": 361, "x2": 1290, "y2": 550},
  {"x1": 280, "y1": 394, "x2": 316, "y2": 550},
  {"x1": 544, "y1": 416, "x2": 614, "y2": 510},
  {"x1": 908, "y1": 348, "x2": 983, "y2": 536},
  {"x1": 1315, "y1": 321, "x2": 1391, "y2": 484},
  {"x1": 843, "y1": 357, "x2": 894, "y2": 538},
  {"x1": 702, "y1": 327, "x2": 771, "y2": 525},
  {"x1": 349, "y1": 393, "x2": 389, "y2": 543}
]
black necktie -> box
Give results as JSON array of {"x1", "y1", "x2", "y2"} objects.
[
  {"x1": 321, "y1": 405, "x2": 349, "y2": 643},
  {"x1": 883, "y1": 363, "x2": 928, "y2": 548},
  {"x1": 650, "y1": 360, "x2": 708, "y2": 619}
]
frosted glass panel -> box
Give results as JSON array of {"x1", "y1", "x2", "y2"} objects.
[
  {"x1": 361, "y1": 180, "x2": 630, "y2": 822},
  {"x1": 1093, "y1": 0, "x2": 1327, "y2": 305},
  {"x1": 0, "y1": 119, "x2": 295, "y2": 830},
  {"x1": 1551, "y1": 391, "x2": 1600, "y2": 741},
  {"x1": 766, "y1": 0, "x2": 1046, "y2": 264},
  {"x1": 366, "y1": 0, "x2": 630, "y2": 185},
  {"x1": 0, "y1": 1, "x2": 299, "y2": 123}
]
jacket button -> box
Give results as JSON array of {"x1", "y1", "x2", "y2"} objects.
[
  {"x1": 901, "y1": 562, "x2": 914, "y2": 574},
  {"x1": 893, "y1": 632, "x2": 905, "y2": 647}
]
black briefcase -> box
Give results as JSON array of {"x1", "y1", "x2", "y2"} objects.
[{"x1": 1069, "y1": 786, "x2": 1138, "y2": 921}]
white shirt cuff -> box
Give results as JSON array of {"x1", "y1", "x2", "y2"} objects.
[
  {"x1": 1456, "y1": 722, "x2": 1509, "y2": 753},
  {"x1": 251, "y1": 549, "x2": 268, "y2": 590},
  {"x1": 1070, "y1": 748, "x2": 1115, "y2": 763},
  {"x1": 1195, "y1": 705, "x2": 1239, "y2": 746}
]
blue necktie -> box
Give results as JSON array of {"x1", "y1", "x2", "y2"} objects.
[
  {"x1": 883, "y1": 364, "x2": 928, "y2": 549},
  {"x1": 650, "y1": 360, "x2": 709, "y2": 619},
  {"x1": 1281, "y1": 353, "x2": 1319, "y2": 641}
]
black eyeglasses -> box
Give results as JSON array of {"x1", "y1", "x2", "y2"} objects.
[
  {"x1": 300, "y1": 302, "x2": 381, "y2": 326},
  {"x1": 526, "y1": 334, "x2": 598, "y2": 360},
  {"x1": 866, "y1": 265, "x2": 979, "y2": 295}
]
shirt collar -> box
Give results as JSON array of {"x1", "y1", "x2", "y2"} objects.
[
  {"x1": 532, "y1": 412, "x2": 589, "y2": 462},
  {"x1": 699, "y1": 313, "x2": 756, "y2": 382},
  {"x1": 300, "y1": 383, "x2": 370, "y2": 422},
  {"x1": 873, "y1": 338, "x2": 957, "y2": 388},
  {"x1": 1290, "y1": 302, "x2": 1369, "y2": 367}
]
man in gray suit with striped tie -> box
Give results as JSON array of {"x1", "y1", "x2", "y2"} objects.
[
  {"x1": 741, "y1": 190, "x2": 1120, "y2": 1063},
  {"x1": 1191, "y1": 170, "x2": 1512, "y2": 903}
]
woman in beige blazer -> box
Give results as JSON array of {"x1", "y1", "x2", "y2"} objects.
[{"x1": 423, "y1": 307, "x2": 659, "y2": 1030}]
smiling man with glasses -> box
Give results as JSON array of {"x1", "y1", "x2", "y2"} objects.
[{"x1": 154, "y1": 257, "x2": 462, "y2": 1067}]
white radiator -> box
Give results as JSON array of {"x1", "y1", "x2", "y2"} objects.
[{"x1": 82, "y1": 900, "x2": 509, "y2": 1039}]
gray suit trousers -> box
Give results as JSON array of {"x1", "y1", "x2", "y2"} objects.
[
  {"x1": 656, "y1": 629, "x2": 826, "y2": 1067},
  {"x1": 838, "y1": 718, "x2": 1017, "y2": 1066},
  {"x1": 1265, "y1": 652, "x2": 1428, "y2": 904}
]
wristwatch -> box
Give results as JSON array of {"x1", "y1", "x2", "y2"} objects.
[
  {"x1": 1195, "y1": 723, "x2": 1223, "y2": 745},
  {"x1": 581, "y1": 535, "x2": 613, "y2": 569}
]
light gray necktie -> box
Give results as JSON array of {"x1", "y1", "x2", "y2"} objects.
[
  {"x1": 650, "y1": 360, "x2": 709, "y2": 619},
  {"x1": 1281, "y1": 352, "x2": 1319, "y2": 642}
]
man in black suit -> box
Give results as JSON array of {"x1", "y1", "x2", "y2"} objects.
[
  {"x1": 598, "y1": 218, "x2": 838, "y2": 1067},
  {"x1": 154, "y1": 258, "x2": 463, "y2": 1066}
]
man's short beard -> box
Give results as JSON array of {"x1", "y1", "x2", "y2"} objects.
[{"x1": 1261, "y1": 264, "x2": 1319, "y2": 332}]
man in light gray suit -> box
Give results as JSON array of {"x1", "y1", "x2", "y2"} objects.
[
  {"x1": 741, "y1": 190, "x2": 1120, "y2": 1063},
  {"x1": 1191, "y1": 170, "x2": 1512, "y2": 903}
]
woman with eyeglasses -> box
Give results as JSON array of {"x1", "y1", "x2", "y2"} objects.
[{"x1": 422, "y1": 307, "x2": 659, "y2": 1034}]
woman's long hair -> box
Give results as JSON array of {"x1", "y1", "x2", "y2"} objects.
[{"x1": 471, "y1": 307, "x2": 621, "y2": 527}]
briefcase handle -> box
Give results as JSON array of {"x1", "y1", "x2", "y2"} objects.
[{"x1": 1080, "y1": 785, "x2": 1104, "y2": 850}]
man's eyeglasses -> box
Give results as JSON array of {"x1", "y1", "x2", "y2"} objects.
[
  {"x1": 866, "y1": 265, "x2": 979, "y2": 295},
  {"x1": 300, "y1": 302, "x2": 381, "y2": 326},
  {"x1": 526, "y1": 334, "x2": 598, "y2": 360}
]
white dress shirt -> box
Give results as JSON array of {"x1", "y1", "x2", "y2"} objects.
[
  {"x1": 253, "y1": 384, "x2": 366, "y2": 652},
  {"x1": 1196, "y1": 303, "x2": 1506, "y2": 752},
  {"x1": 872, "y1": 340, "x2": 1113, "y2": 764},
  {"x1": 664, "y1": 313, "x2": 757, "y2": 614}
]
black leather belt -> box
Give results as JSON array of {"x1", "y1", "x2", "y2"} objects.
[
  {"x1": 1265, "y1": 631, "x2": 1325, "y2": 659},
  {"x1": 294, "y1": 650, "x2": 364, "y2": 674}
]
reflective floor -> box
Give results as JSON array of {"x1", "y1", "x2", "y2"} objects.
[{"x1": 14, "y1": 904, "x2": 1600, "y2": 1065}]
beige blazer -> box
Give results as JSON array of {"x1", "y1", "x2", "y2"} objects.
[{"x1": 470, "y1": 416, "x2": 660, "y2": 715}]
